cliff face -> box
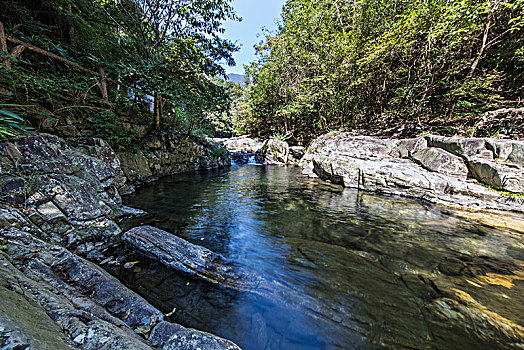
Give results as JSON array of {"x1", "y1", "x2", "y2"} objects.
[
  {"x1": 0, "y1": 132, "x2": 237, "y2": 349},
  {"x1": 118, "y1": 131, "x2": 229, "y2": 190}
]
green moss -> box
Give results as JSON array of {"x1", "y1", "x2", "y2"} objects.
[{"x1": 475, "y1": 181, "x2": 524, "y2": 199}]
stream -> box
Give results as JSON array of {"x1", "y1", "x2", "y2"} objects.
[{"x1": 116, "y1": 159, "x2": 524, "y2": 349}]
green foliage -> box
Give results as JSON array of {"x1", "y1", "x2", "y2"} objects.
[
  {"x1": 0, "y1": 107, "x2": 32, "y2": 138},
  {"x1": 246, "y1": 0, "x2": 524, "y2": 142},
  {"x1": 210, "y1": 146, "x2": 229, "y2": 158},
  {"x1": 90, "y1": 110, "x2": 134, "y2": 151},
  {"x1": 0, "y1": 0, "x2": 240, "y2": 139}
]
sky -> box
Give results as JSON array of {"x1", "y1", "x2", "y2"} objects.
[{"x1": 221, "y1": 0, "x2": 286, "y2": 75}]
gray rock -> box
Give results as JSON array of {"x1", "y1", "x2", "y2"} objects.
[
  {"x1": 150, "y1": 322, "x2": 241, "y2": 350},
  {"x1": 118, "y1": 152, "x2": 154, "y2": 184},
  {"x1": 395, "y1": 137, "x2": 428, "y2": 158},
  {"x1": 487, "y1": 139, "x2": 524, "y2": 166},
  {"x1": 37, "y1": 174, "x2": 112, "y2": 221},
  {"x1": 303, "y1": 132, "x2": 524, "y2": 212},
  {"x1": 118, "y1": 133, "x2": 230, "y2": 186},
  {"x1": 36, "y1": 201, "x2": 67, "y2": 222},
  {"x1": 467, "y1": 157, "x2": 524, "y2": 193},
  {"x1": 0, "y1": 231, "x2": 154, "y2": 349},
  {"x1": 508, "y1": 142, "x2": 524, "y2": 165},
  {"x1": 214, "y1": 136, "x2": 264, "y2": 154},
  {"x1": 411, "y1": 147, "x2": 468, "y2": 178},
  {"x1": 3, "y1": 228, "x2": 163, "y2": 330},
  {"x1": 0, "y1": 253, "x2": 76, "y2": 350},
  {"x1": 289, "y1": 146, "x2": 306, "y2": 161},
  {"x1": 425, "y1": 135, "x2": 492, "y2": 160},
  {"x1": 257, "y1": 139, "x2": 290, "y2": 165},
  {"x1": 120, "y1": 205, "x2": 147, "y2": 217},
  {"x1": 123, "y1": 226, "x2": 257, "y2": 288},
  {"x1": 0, "y1": 132, "x2": 242, "y2": 349},
  {"x1": 0, "y1": 175, "x2": 27, "y2": 204}
]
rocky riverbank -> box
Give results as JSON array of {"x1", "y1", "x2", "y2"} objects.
[
  {"x1": 301, "y1": 133, "x2": 524, "y2": 213},
  {"x1": 216, "y1": 133, "x2": 524, "y2": 214},
  {"x1": 0, "y1": 132, "x2": 238, "y2": 349},
  {"x1": 1, "y1": 129, "x2": 523, "y2": 348}
]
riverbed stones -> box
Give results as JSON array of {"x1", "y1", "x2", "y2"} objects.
[{"x1": 302, "y1": 132, "x2": 524, "y2": 212}]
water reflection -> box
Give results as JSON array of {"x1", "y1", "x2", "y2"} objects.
[{"x1": 121, "y1": 164, "x2": 524, "y2": 350}]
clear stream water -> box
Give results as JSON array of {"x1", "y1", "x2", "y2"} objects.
[{"x1": 119, "y1": 159, "x2": 524, "y2": 349}]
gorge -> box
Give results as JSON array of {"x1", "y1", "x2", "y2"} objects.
[{"x1": 0, "y1": 130, "x2": 522, "y2": 349}]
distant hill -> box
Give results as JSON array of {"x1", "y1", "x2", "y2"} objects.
[{"x1": 227, "y1": 73, "x2": 248, "y2": 87}]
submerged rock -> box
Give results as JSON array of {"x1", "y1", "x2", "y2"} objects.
[{"x1": 123, "y1": 226, "x2": 258, "y2": 289}]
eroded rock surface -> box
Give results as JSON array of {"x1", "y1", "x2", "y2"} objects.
[
  {"x1": 256, "y1": 139, "x2": 290, "y2": 165},
  {"x1": 213, "y1": 136, "x2": 264, "y2": 154},
  {"x1": 0, "y1": 132, "x2": 241, "y2": 349},
  {"x1": 301, "y1": 133, "x2": 524, "y2": 212},
  {"x1": 119, "y1": 132, "x2": 230, "y2": 186},
  {"x1": 150, "y1": 322, "x2": 241, "y2": 350},
  {"x1": 123, "y1": 226, "x2": 258, "y2": 288},
  {"x1": 0, "y1": 210, "x2": 242, "y2": 350}
]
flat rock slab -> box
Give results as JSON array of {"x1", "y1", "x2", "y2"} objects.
[{"x1": 123, "y1": 226, "x2": 259, "y2": 289}]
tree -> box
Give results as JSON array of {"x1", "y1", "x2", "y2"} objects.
[
  {"x1": 246, "y1": 0, "x2": 524, "y2": 142},
  {"x1": 105, "y1": 0, "x2": 239, "y2": 129},
  {"x1": 0, "y1": 0, "x2": 240, "y2": 138}
]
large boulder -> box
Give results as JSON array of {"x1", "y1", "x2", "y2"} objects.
[
  {"x1": 0, "y1": 134, "x2": 124, "y2": 252},
  {"x1": 425, "y1": 135, "x2": 493, "y2": 160},
  {"x1": 256, "y1": 139, "x2": 290, "y2": 165},
  {"x1": 411, "y1": 147, "x2": 468, "y2": 179},
  {"x1": 214, "y1": 136, "x2": 264, "y2": 154},
  {"x1": 424, "y1": 135, "x2": 524, "y2": 193},
  {"x1": 302, "y1": 132, "x2": 524, "y2": 212},
  {"x1": 289, "y1": 146, "x2": 306, "y2": 162},
  {"x1": 467, "y1": 157, "x2": 524, "y2": 193}
]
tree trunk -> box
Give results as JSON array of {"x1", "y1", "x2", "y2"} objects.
[
  {"x1": 467, "y1": 15, "x2": 492, "y2": 80},
  {"x1": 154, "y1": 92, "x2": 161, "y2": 130},
  {"x1": 0, "y1": 22, "x2": 9, "y2": 69},
  {"x1": 67, "y1": 4, "x2": 75, "y2": 46},
  {"x1": 5, "y1": 35, "x2": 98, "y2": 76},
  {"x1": 97, "y1": 67, "x2": 109, "y2": 103}
]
